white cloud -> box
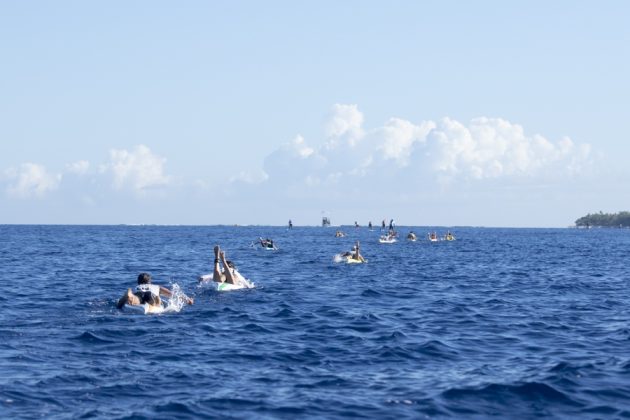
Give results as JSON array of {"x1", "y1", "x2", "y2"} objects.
[
  {"x1": 375, "y1": 118, "x2": 436, "y2": 166},
  {"x1": 229, "y1": 169, "x2": 269, "y2": 185},
  {"x1": 420, "y1": 117, "x2": 591, "y2": 180},
  {"x1": 105, "y1": 145, "x2": 170, "y2": 192},
  {"x1": 287, "y1": 135, "x2": 315, "y2": 158},
  {"x1": 263, "y1": 135, "x2": 327, "y2": 183},
  {"x1": 65, "y1": 160, "x2": 90, "y2": 175},
  {"x1": 324, "y1": 104, "x2": 365, "y2": 148},
  {"x1": 260, "y1": 105, "x2": 593, "y2": 191},
  {"x1": 5, "y1": 163, "x2": 62, "y2": 198}
]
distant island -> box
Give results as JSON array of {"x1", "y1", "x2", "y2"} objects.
[{"x1": 575, "y1": 211, "x2": 630, "y2": 228}]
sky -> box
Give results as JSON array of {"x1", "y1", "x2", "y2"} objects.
[{"x1": 1, "y1": 1, "x2": 629, "y2": 227}]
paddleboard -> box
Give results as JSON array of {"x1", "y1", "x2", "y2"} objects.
[
  {"x1": 199, "y1": 273, "x2": 255, "y2": 291},
  {"x1": 198, "y1": 274, "x2": 214, "y2": 282},
  {"x1": 123, "y1": 303, "x2": 166, "y2": 314},
  {"x1": 379, "y1": 237, "x2": 397, "y2": 243}
]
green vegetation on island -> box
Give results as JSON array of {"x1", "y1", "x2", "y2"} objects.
[{"x1": 575, "y1": 211, "x2": 630, "y2": 228}]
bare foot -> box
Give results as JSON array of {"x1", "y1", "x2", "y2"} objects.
[
  {"x1": 116, "y1": 289, "x2": 129, "y2": 309},
  {"x1": 117, "y1": 288, "x2": 138, "y2": 309}
]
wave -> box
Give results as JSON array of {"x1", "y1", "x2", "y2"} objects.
[
  {"x1": 4, "y1": 225, "x2": 630, "y2": 418},
  {"x1": 442, "y1": 381, "x2": 583, "y2": 407},
  {"x1": 71, "y1": 331, "x2": 116, "y2": 344}
]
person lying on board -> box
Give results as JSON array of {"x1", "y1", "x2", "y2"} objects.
[
  {"x1": 116, "y1": 272, "x2": 193, "y2": 309},
  {"x1": 259, "y1": 237, "x2": 275, "y2": 249},
  {"x1": 341, "y1": 241, "x2": 365, "y2": 262},
  {"x1": 213, "y1": 245, "x2": 249, "y2": 286}
]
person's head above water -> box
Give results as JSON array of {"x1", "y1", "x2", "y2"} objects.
[{"x1": 137, "y1": 273, "x2": 152, "y2": 284}]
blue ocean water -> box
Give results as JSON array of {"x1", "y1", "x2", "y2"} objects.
[{"x1": 1, "y1": 225, "x2": 630, "y2": 419}]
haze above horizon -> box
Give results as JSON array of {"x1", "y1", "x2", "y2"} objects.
[{"x1": 1, "y1": 2, "x2": 629, "y2": 227}]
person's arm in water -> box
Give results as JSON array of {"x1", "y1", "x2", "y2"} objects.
[
  {"x1": 159, "y1": 285, "x2": 173, "y2": 298},
  {"x1": 159, "y1": 285, "x2": 194, "y2": 305}
]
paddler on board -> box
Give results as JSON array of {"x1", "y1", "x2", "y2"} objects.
[
  {"x1": 259, "y1": 237, "x2": 275, "y2": 249},
  {"x1": 341, "y1": 241, "x2": 366, "y2": 263},
  {"x1": 116, "y1": 272, "x2": 194, "y2": 310},
  {"x1": 211, "y1": 245, "x2": 253, "y2": 287}
]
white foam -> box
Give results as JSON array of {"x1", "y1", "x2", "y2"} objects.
[{"x1": 164, "y1": 283, "x2": 187, "y2": 312}]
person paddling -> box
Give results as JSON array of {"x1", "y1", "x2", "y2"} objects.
[
  {"x1": 117, "y1": 272, "x2": 193, "y2": 309},
  {"x1": 259, "y1": 237, "x2": 275, "y2": 249}
]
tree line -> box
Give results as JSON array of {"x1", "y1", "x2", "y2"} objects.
[{"x1": 575, "y1": 211, "x2": 630, "y2": 228}]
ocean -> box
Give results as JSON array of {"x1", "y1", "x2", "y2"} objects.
[{"x1": 1, "y1": 225, "x2": 629, "y2": 419}]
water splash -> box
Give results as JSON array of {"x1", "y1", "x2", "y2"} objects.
[{"x1": 164, "y1": 283, "x2": 187, "y2": 312}]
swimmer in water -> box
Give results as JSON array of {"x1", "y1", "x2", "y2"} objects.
[{"x1": 116, "y1": 272, "x2": 193, "y2": 309}]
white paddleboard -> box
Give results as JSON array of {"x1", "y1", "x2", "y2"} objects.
[
  {"x1": 198, "y1": 273, "x2": 255, "y2": 291},
  {"x1": 379, "y1": 237, "x2": 397, "y2": 243},
  {"x1": 123, "y1": 303, "x2": 167, "y2": 314}
]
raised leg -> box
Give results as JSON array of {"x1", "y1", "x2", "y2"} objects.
[
  {"x1": 220, "y1": 251, "x2": 237, "y2": 284},
  {"x1": 213, "y1": 245, "x2": 224, "y2": 283},
  {"x1": 353, "y1": 241, "x2": 360, "y2": 260}
]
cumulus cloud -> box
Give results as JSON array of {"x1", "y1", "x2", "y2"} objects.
[
  {"x1": 263, "y1": 135, "x2": 327, "y2": 182},
  {"x1": 5, "y1": 163, "x2": 62, "y2": 198},
  {"x1": 324, "y1": 104, "x2": 364, "y2": 147},
  {"x1": 104, "y1": 145, "x2": 170, "y2": 192},
  {"x1": 229, "y1": 169, "x2": 269, "y2": 185},
  {"x1": 262, "y1": 106, "x2": 379, "y2": 187},
  {"x1": 65, "y1": 160, "x2": 90, "y2": 175},
  {"x1": 261, "y1": 104, "x2": 593, "y2": 191},
  {"x1": 375, "y1": 118, "x2": 436, "y2": 166},
  {"x1": 420, "y1": 117, "x2": 592, "y2": 180}
]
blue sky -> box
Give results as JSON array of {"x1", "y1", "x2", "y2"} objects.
[{"x1": 1, "y1": 1, "x2": 628, "y2": 227}]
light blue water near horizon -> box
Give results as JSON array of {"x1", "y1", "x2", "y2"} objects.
[{"x1": 1, "y1": 225, "x2": 630, "y2": 419}]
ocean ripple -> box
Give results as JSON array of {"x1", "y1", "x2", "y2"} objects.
[{"x1": 2, "y1": 225, "x2": 630, "y2": 418}]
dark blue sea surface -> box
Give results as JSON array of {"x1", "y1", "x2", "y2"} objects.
[{"x1": 1, "y1": 225, "x2": 630, "y2": 419}]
